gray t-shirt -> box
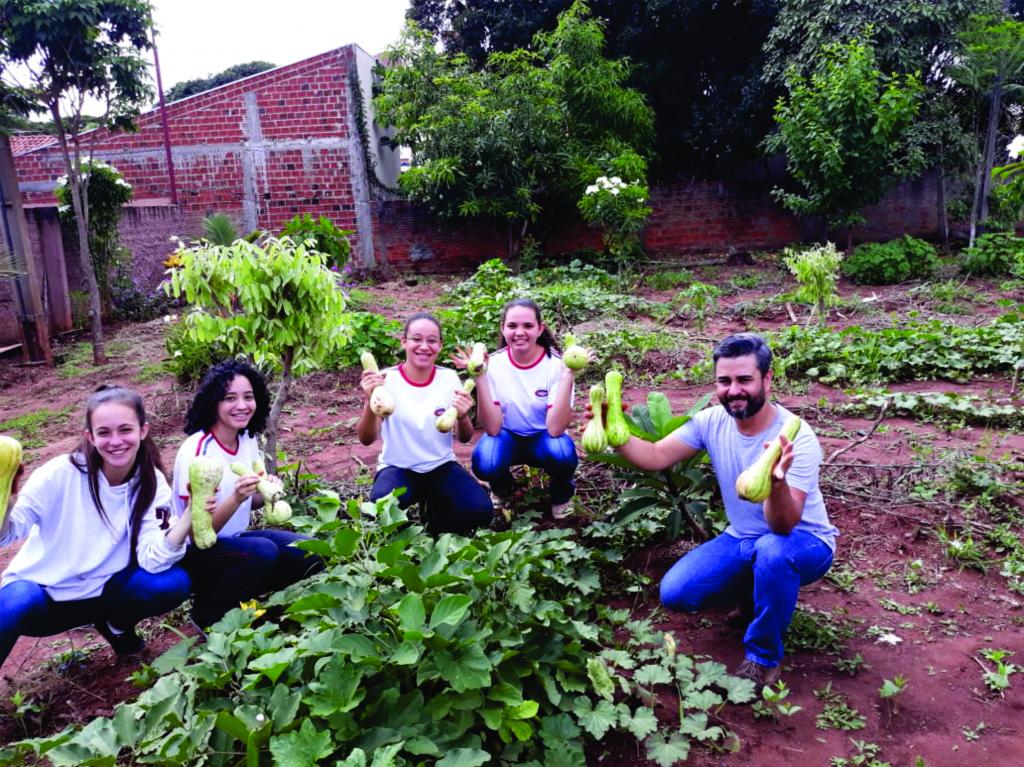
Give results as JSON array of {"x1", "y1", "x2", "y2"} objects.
[{"x1": 675, "y1": 403, "x2": 837, "y2": 550}]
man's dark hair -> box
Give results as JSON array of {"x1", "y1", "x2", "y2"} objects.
[{"x1": 712, "y1": 333, "x2": 772, "y2": 375}]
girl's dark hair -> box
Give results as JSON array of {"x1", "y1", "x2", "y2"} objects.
[
  {"x1": 403, "y1": 312, "x2": 442, "y2": 337},
  {"x1": 185, "y1": 359, "x2": 270, "y2": 436},
  {"x1": 70, "y1": 385, "x2": 166, "y2": 563},
  {"x1": 497, "y1": 298, "x2": 559, "y2": 356}
]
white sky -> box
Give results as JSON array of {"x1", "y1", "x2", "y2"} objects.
[{"x1": 150, "y1": 0, "x2": 411, "y2": 92}]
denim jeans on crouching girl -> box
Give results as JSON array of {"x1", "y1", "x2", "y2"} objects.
[
  {"x1": 659, "y1": 529, "x2": 833, "y2": 668},
  {"x1": 471, "y1": 428, "x2": 578, "y2": 504},
  {"x1": 0, "y1": 564, "x2": 191, "y2": 667}
]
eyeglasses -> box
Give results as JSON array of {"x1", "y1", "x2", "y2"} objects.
[{"x1": 407, "y1": 336, "x2": 441, "y2": 347}]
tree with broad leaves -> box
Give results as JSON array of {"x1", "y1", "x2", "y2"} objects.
[
  {"x1": 764, "y1": 38, "x2": 923, "y2": 249},
  {"x1": 377, "y1": 1, "x2": 653, "y2": 259},
  {"x1": 0, "y1": 0, "x2": 154, "y2": 365}
]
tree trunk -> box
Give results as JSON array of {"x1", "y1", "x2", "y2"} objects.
[
  {"x1": 49, "y1": 103, "x2": 106, "y2": 364},
  {"x1": 937, "y1": 165, "x2": 950, "y2": 253},
  {"x1": 263, "y1": 346, "x2": 296, "y2": 475},
  {"x1": 971, "y1": 77, "x2": 1004, "y2": 247}
]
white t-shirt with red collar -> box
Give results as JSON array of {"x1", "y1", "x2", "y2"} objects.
[
  {"x1": 171, "y1": 430, "x2": 263, "y2": 539},
  {"x1": 379, "y1": 364, "x2": 463, "y2": 472},
  {"x1": 485, "y1": 347, "x2": 570, "y2": 436}
]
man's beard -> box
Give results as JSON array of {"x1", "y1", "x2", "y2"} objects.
[{"x1": 720, "y1": 389, "x2": 767, "y2": 420}]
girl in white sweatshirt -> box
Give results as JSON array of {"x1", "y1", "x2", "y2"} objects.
[{"x1": 0, "y1": 386, "x2": 194, "y2": 667}]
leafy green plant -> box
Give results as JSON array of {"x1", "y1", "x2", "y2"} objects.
[
  {"x1": 843, "y1": 236, "x2": 938, "y2": 285},
  {"x1": 785, "y1": 607, "x2": 855, "y2": 655},
  {"x1": 0, "y1": 494, "x2": 755, "y2": 766},
  {"x1": 280, "y1": 213, "x2": 352, "y2": 269},
  {"x1": 751, "y1": 681, "x2": 802, "y2": 721},
  {"x1": 672, "y1": 282, "x2": 722, "y2": 331},
  {"x1": 814, "y1": 683, "x2": 866, "y2": 731},
  {"x1": 833, "y1": 654, "x2": 865, "y2": 677},
  {"x1": 936, "y1": 528, "x2": 988, "y2": 572},
  {"x1": 645, "y1": 269, "x2": 694, "y2": 290},
  {"x1": 841, "y1": 390, "x2": 1024, "y2": 431},
  {"x1": 588, "y1": 391, "x2": 718, "y2": 540},
  {"x1": 830, "y1": 739, "x2": 892, "y2": 767},
  {"x1": 961, "y1": 232, "x2": 1024, "y2": 276},
  {"x1": 578, "y1": 159, "x2": 652, "y2": 272},
  {"x1": 773, "y1": 309, "x2": 1024, "y2": 386},
  {"x1": 878, "y1": 675, "x2": 907, "y2": 718},
  {"x1": 164, "y1": 316, "x2": 229, "y2": 385},
  {"x1": 825, "y1": 564, "x2": 861, "y2": 593},
  {"x1": 166, "y1": 237, "x2": 351, "y2": 470},
  {"x1": 783, "y1": 242, "x2": 842, "y2": 321},
  {"x1": 978, "y1": 648, "x2": 1018, "y2": 694},
  {"x1": 327, "y1": 312, "x2": 403, "y2": 371},
  {"x1": 200, "y1": 213, "x2": 238, "y2": 246}
]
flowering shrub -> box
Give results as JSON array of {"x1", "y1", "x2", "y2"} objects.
[
  {"x1": 577, "y1": 161, "x2": 652, "y2": 272},
  {"x1": 55, "y1": 160, "x2": 134, "y2": 310}
]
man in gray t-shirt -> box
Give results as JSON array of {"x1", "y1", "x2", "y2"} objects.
[{"x1": 611, "y1": 333, "x2": 837, "y2": 686}]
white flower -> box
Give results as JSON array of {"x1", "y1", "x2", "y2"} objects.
[
  {"x1": 609, "y1": 176, "x2": 622, "y2": 186},
  {"x1": 58, "y1": 204, "x2": 70, "y2": 214},
  {"x1": 173, "y1": 350, "x2": 182, "y2": 357},
  {"x1": 255, "y1": 713, "x2": 265, "y2": 723},
  {"x1": 1008, "y1": 135, "x2": 1024, "y2": 160},
  {"x1": 875, "y1": 632, "x2": 903, "y2": 646},
  {"x1": 596, "y1": 176, "x2": 608, "y2": 184},
  {"x1": 585, "y1": 185, "x2": 599, "y2": 195},
  {"x1": 163, "y1": 315, "x2": 172, "y2": 323},
  {"x1": 610, "y1": 188, "x2": 620, "y2": 196},
  {"x1": 638, "y1": 198, "x2": 645, "y2": 203},
  {"x1": 949, "y1": 539, "x2": 964, "y2": 551}
]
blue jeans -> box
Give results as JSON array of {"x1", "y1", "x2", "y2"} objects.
[
  {"x1": 370, "y1": 461, "x2": 493, "y2": 535},
  {"x1": 0, "y1": 564, "x2": 191, "y2": 667},
  {"x1": 659, "y1": 530, "x2": 834, "y2": 667},
  {"x1": 472, "y1": 429, "x2": 579, "y2": 504},
  {"x1": 182, "y1": 529, "x2": 323, "y2": 628}
]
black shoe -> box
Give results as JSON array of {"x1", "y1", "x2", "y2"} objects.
[{"x1": 93, "y1": 621, "x2": 145, "y2": 656}]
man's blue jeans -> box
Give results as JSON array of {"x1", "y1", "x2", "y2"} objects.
[
  {"x1": 472, "y1": 429, "x2": 578, "y2": 504},
  {"x1": 0, "y1": 564, "x2": 191, "y2": 667},
  {"x1": 659, "y1": 530, "x2": 833, "y2": 668}
]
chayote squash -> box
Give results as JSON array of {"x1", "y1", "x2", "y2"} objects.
[
  {"x1": 361, "y1": 351, "x2": 396, "y2": 418},
  {"x1": 188, "y1": 455, "x2": 223, "y2": 548},
  {"x1": 735, "y1": 415, "x2": 803, "y2": 502},
  {"x1": 0, "y1": 435, "x2": 23, "y2": 529},
  {"x1": 436, "y1": 379, "x2": 476, "y2": 433},
  {"x1": 562, "y1": 334, "x2": 590, "y2": 372},
  {"x1": 466, "y1": 343, "x2": 488, "y2": 377},
  {"x1": 604, "y1": 370, "x2": 631, "y2": 447},
  {"x1": 581, "y1": 385, "x2": 608, "y2": 453}
]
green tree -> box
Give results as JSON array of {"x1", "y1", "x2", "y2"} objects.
[
  {"x1": 166, "y1": 238, "x2": 350, "y2": 472},
  {"x1": 377, "y1": 1, "x2": 653, "y2": 258},
  {"x1": 407, "y1": 0, "x2": 780, "y2": 177},
  {"x1": 950, "y1": 13, "x2": 1024, "y2": 246},
  {"x1": 764, "y1": 38, "x2": 923, "y2": 247},
  {"x1": 1, "y1": 0, "x2": 154, "y2": 364},
  {"x1": 54, "y1": 160, "x2": 133, "y2": 311},
  {"x1": 165, "y1": 60, "x2": 275, "y2": 102}
]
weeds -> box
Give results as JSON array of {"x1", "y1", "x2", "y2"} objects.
[{"x1": 814, "y1": 683, "x2": 866, "y2": 731}]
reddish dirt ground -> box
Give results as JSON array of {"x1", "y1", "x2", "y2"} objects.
[{"x1": 1, "y1": 268, "x2": 1023, "y2": 765}]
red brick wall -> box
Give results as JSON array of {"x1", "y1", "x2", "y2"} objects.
[{"x1": 13, "y1": 46, "x2": 361, "y2": 242}]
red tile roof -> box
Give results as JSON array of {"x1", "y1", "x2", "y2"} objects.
[{"x1": 10, "y1": 135, "x2": 57, "y2": 156}]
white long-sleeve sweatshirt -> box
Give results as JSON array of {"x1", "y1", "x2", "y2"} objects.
[{"x1": 0, "y1": 455, "x2": 187, "y2": 601}]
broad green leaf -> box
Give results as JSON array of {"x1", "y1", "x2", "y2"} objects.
[
  {"x1": 249, "y1": 648, "x2": 296, "y2": 683},
  {"x1": 507, "y1": 700, "x2": 540, "y2": 720},
  {"x1": 647, "y1": 392, "x2": 672, "y2": 436},
  {"x1": 435, "y1": 645, "x2": 492, "y2": 692},
  {"x1": 645, "y1": 732, "x2": 691, "y2": 766},
  {"x1": 586, "y1": 658, "x2": 616, "y2": 702},
  {"x1": 268, "y1": 720, "x2": 333, "y2": 767},
  {"x1": 572, "y1": 697, "x2": 617, "y2": 740},
  {"x1": 390, "y1": 641, "x2": 422, "y2": 665},
  {"x1": 435, "y1": 748, "x2": 490, "y2": 767},
  {"x1": 397, "y1": 593, "x2": 426, "y2": 630},
  {"x1": 634, "y1": 663, "x2": 672, "y2": 687},
  {"x1": 682, "y1": 689, "x2": 723, "y2": 711},
  {"x1": 285, "y1": 593, "x2": 341, "y2": 614},
  {"x1": 429, "y1": 594, "x2": 473, "y2": 629},
  {"x1": 618, "y1": 704, "x2": 658, "y2": 740}
]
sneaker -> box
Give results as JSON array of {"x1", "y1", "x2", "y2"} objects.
[
  {"x1": 551, "y1": 500, "x2": 574, "y2": 520},
  {"x1": 733, "y1": 658, "x2": 781, "y2": 687},
  {"x1": 92, "y1": 621, "x2": 145, "y2": 656}
]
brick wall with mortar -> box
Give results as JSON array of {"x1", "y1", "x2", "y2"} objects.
[{"x1": 13, "y1": 45, "x2": 367, "y2": 258}]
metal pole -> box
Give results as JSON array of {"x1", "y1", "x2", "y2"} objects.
[{"x1": 152, "y1": 28, "x2": 178, "y2": 205}]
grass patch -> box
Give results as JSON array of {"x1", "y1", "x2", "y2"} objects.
[
  {"x1": 134, "y1": 361, "x2": 170, "y2": 384},
  {"x1": 0, "y1": 405, "x2": 76, "y2": 448},
  {"x1": 56, "y1": 341, "x2": 131, "y2": 379}
]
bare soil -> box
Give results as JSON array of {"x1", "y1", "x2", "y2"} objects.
[{"x1": 1, "y1": 267, "x2": 1023, "y2": 766}]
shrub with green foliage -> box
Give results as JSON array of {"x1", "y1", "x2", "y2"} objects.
[
  {"x1": 784, "y1": 242, "x2": 843, "y2": 318},
  {"x1": 328, "y1": 312, "x2": 403, "y2": 370},
  {"x1": 961, "y1": 232, "x2": 1024, "y2": 277},
  {"x1": 843, "y1": 236, "x2": 938, "y2": 284},
  {"x1": 280, "y1": 213, "x2": 352, "y2": 269},
  {"x1": 165, "y1": 320, "x2": 228, "y2": 385},
  {"x1": 0, "y1": 493, "x2": 756, "y2": 766}
]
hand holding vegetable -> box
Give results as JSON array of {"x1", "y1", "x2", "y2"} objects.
[
  {"x1": 450, "y1": 343, "x2": 489, "y2": 377},
  {"x1": 436, "y1": 380, "x2": 476, "y2": 432},
  {"x1": 360, "y1": 351, "x2": 396, "y2": 418},
  {"x1": 230, "y1": 460, "x2": 292, "y2": 523},
  {"x1": 735, "y1": 416, "x2": 802, "y2": 502}
]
